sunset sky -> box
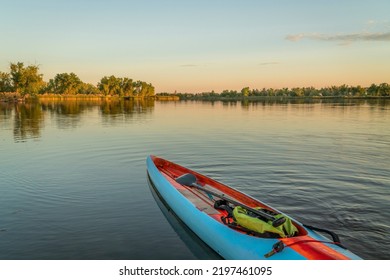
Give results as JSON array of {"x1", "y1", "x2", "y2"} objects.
[{"x1": 1, "y1": 0, "x2": 389, "y2": 93}]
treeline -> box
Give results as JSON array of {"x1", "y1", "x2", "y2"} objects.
[
  {"x1": 0, "y1": 62, "x2": 155, "y2": 98},
  {"x1": 158, "y1": 83, "x2": 390, "y2": 100}
]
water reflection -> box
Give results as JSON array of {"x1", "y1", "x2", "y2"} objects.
[
  {"x1": 0, "y1": 98, "x2": 155, "y2": 142},
  {"x1": 100, "y1": 99, "x2": 154, "y2": 123},
  {"x1": 1, "y1": 98, "x2": 388, "y2": 142},
  {"x1": 187, "y1": 97, "x2": 390, "y2": 110},
  {"x1": 9, "y1": 102, "x2": 44, "y2": 142},
  {"x1": 1, "y1": 97, "x2": 389, "y2": 259}
]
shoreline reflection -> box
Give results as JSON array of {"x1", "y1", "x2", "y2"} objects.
[
  {"x1": 1, "y1": 98, "x2": 388, "y2": 142},
  {"x1": 0, "y1": 99, "x2": 156, "y2": 142}
]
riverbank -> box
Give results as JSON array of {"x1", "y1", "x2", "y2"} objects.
[
  {"x1": 0, "y1": 93, "x2": 156, "y2": 103},
  {"x1": 157, "y1": 95, "x2": 390, "y2": 103},
  {"x1": 2, "y1": 92, "x2": 389, "y2": 104},
  {"x1": 38, "y1": 94, "x2": 179, "y2": 101},
  {"x1": 0, "y1": 92, "x2": 24, "y2": 103}
]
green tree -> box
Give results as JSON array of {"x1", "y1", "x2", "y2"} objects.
[
  {"x1": 0, "y1": 71, "x2": 12, "y2": 92},
  {"x1": 290, "y1": 87, "x2": 303, "y2": 97},
  {"x1": 98, "y1": 75, "x2": 124, "y2": 96},
  {"x1": 132, "y1": 80, "x2": 142, "y2": 96},
  {"x1": 378, "y1": 83, "x2": 390, "y2": 96},
  {"x1": 121, "y1": 78, "x2": 133, "y2": 97},
  {"x1": 9, "y1": 62, "x2": 45, "y2": 96},
  {"x1": 350, "y1": 85, "x2": 366, "y2": 97},
  {"x1": 367, "y1": 84, "x2": 379, "y2": 96},
  {"x1": 48, "y1": 73, "x2": 83, "y2": 95},
  {"x1": 138, "y1": 82, "x2": 155, "y2": 97},
  {"x1": 98, "y1": 76, "x2": 154, "y2": 97},
  {"x1": 79, "y1": 83, "x2": 100, "y2": 95},
  {"x1": 241, "y1": 87, "x2": 250, "y2": 97}
]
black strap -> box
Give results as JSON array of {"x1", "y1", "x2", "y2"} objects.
[{"x1": 303, "y1": 224, "x2": 346, "y2": 248}]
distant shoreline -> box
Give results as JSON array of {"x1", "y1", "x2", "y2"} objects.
[{"x1": 169, "y1": 95, "x2": 390, "y2": 101}]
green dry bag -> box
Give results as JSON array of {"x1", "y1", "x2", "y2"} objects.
[{"x1": 232, "y1": 206, "x2": 298, "y2": 238}]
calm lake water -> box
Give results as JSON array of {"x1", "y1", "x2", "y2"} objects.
[{"x1": 0, "y1": 98, "x2": 389, "y2": 260}]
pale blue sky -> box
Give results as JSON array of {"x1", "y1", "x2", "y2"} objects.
[{"x1": 1, "y1": 0, "x2": 389, "y2": 92}]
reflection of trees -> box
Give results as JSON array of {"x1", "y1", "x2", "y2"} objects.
[
  {"x1": 2, "y1": 97, "x2": 387, "y2": 142},
  {"x1": 40, "y1": 99, "x2": 100, "y2": 129},
  {"x1": 12, "y1": 102, "x2": 44, "y2": 141},
  {"x1": 40, "y1": 98, "x2": 155, "y2": 128},
  {"x1": 366, "y1": 98, "x2": 390, "y2": 107},
  {"x1": 41, "y1": 99, "x2": 100, "y2": 115},
  {"x1": 0, "y1": 98, "x2": 156, "y2": 141},
  {"x1": 99, "y1": 98, "x2": 154, "y2": 124},
  {"x1": 0, "y1": 102, "x2": 13, "y2": 124}
]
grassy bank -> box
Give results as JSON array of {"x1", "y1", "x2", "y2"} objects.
[
  {"x1": 1, "y1": 92, "x2": 157, "y2": 103},
  {"x1": 155, "y1": 95, "x2": 180, "y2": 101},
  {"x1": 38, "y1": 94, "x2": 156, "y2": 101},
  {"x1": 0, "y1": 92, "x2": 24, "y2": 103}
]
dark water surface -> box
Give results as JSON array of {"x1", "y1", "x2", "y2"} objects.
[{"x1": 0, "y1": 98, "x2": 389, "y2": 259}]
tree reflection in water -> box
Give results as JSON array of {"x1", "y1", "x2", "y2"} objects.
[
  {"x1": 0, "y1": 98, "x2": 156, "y2": 142},
  {"x1": 1, "y1": 97, "x2": 388, "y2": 142}
]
